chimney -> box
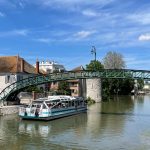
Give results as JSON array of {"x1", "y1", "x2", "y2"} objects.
[
  {"x1": 36, "y1": 59, "x2": 39, "y2": 74},
  {"x1": 21, "y1": 59, "x2": 24, "y2": 72}
]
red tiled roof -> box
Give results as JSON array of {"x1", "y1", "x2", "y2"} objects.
[{"x1": 0, "y1": 56, "x2": 37, "y2": 74}]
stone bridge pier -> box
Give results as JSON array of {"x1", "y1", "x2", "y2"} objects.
[{"x1": 86, "y1": 78, "x2": 102, "y2": 102}]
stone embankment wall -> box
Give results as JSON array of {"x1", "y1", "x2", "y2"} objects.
[
  {"x1": 86, "y1": 78, "x2": 102, "y2": 102},
  {"x1": 0, "y1": 106, "x2": 19, "y2": 115}
]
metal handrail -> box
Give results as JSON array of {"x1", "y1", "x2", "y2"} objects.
[{"x1": 1, "y1": 69, "x2": 150, "y2": 101}]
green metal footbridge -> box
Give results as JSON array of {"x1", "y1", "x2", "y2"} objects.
[{"x1": 1, "y1": 69, "x2": 150, "y2": 102}]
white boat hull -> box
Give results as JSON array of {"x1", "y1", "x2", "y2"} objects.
[{"x1": 19, "y1": 107, "x2": 87, "y2": 121}]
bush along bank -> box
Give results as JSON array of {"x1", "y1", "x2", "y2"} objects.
[{"x1": 86, "y1": 97, "x2": 96, "y2": 105}]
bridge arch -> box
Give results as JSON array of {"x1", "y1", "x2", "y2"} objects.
[{"x1": 0, "y1": 69, "x2": 150, "y2": 102}]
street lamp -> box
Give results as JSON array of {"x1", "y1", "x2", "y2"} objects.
[{"x1": 91, "y1": 46, "x2": 96, "y2": 61}]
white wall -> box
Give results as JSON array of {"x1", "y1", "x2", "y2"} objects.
[
  {"x1": 0, "y1": 74, "x2": 17, "y2": 92},
  {"x1": 0, "y1": 73, "x2": 34, "y2": 93}
]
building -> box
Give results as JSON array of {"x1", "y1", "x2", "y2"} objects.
[
  {"x1": 68, "y1": 66, "x2": 86, "y2": 97},
  {"x1": 37, "y1": 62, "x2": 86, "y2": 97},
  {"x1": 143, "y1": 80, "x2": 150, "y2": 91},
  {"x1": 39, "y1": 60, "x2": 65, "y2": 73},
  {"x1": 0, "y1": 55, "x2": 40, "y2": 92},
  {"x1": 37, "y1": 60, "x2": 65, "y2": 91}
]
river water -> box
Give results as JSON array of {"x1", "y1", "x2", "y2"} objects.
[{"x1": 1, "y1": 95, "x2": 150, "y2": 150}]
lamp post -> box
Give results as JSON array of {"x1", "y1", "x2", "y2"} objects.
[
  {"x1": 91, "y1": 46, "x2": 96, "y2": 61},
  {"x1": 91, "y1": 46, "x2": 97, "y2": 71}
]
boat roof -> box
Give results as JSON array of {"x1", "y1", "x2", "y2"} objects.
[{"x1": 32, "y1": 95, "x2": 83, "y2": 103}]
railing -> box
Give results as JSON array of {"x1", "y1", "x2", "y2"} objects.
[{"x1": 1, "y1": 69, "x2": 150, "y2": 101}]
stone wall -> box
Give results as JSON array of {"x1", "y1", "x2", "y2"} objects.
[
  {"x1": 86, "y1": 78, "x2": 102, "y2": 102},
  {"x1": 0, "y1": 106, "x2": 19, "y2": 115}
]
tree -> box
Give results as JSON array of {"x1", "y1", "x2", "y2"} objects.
[
  {"x1": 58, "y1": 81, "x2": 71, "y2": 95},
  {"x1": 102, "y1": 51, "x2": 134, "y2": 97},
  {"x1": 103, "y1": 51, "x2": 125, "y2": 69},
  {"x1": 86, "y1": 60, "x2": 104, "y2": 71},
  {"x1": 23, "y1": 85, "x2": 42, "y2": 93},
  {"x1": 137, "y1": 79, "x2": 144, "y2": 90}
]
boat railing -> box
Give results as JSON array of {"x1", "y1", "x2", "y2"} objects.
[
  {"x1": 19, "y1": 106, "x2": 26, "y2": 114},
  {"x1": 19, "y1": 105, "x2": 43, "y2": 117},
  {"x1": 34, "y1": 108, "x2": 41, "y2": 116},
  {"x1": 50, "y1": 101, "x2": 61, "y2": 109},
  {"x1": 28, "y1": 107, "x2": 42, "y2": 117}
]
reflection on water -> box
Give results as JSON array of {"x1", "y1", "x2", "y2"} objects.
[{"x1": 1, "y1": 95, "x2": 150, "y2": 150}]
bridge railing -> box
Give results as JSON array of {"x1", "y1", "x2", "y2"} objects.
[{"x1": 1, "y1": 69, "x2": 150, "y2": 101}]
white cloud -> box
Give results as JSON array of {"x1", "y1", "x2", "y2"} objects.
[
  {"x1": 29, "y1": 0, "x2": 116, "y2": 12},
  {"x1": 82, "y1": 9, "x2": 98, "y2": 17},
  {"x1": 124, "y1": 55, "x2": 150, "y2": 70},
  {"x1": 127, "y1": 13, "x2": 150, "y2": 25},
  {"x1": 0, "y1": 29, "x2": 29, "y2": 37},
  {"x1": 0, "y1": 0, "x2": 16, "y2": 8},
  {"x1": 19, "y1": 1, "x2": 25, "y2": 8},
  {"x1": 0, "y1": 11, "x2": 5, "y2": 17},
  {"x1": 39, "y1": 0, "x2": 115, "y2": 7},
  {"x1": 34, "y1": 38, "x2": 52, "y2": 43},
  {"x1": 13, "y1": 29, "x2": 29, "y2": 36},
  {"x1": 74, "y1": 30, "x2": 96, "y2": 39},
  {"x1": 138, "y1": 34, "x2": 150, "y2": 41}
]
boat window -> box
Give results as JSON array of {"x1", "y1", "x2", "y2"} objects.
[
  {"x1": 43, "y1": 104, "x2": 47, "y2": 109},
  {"x1": 36, "y1": 105, "x2": 41, "y2": 108},
  {"x1": 31, "y1": 104, "x2": 36, "y2": 107},
  {"x1": 47, "y1": 103, "x2": 52, "y2": 107},
  {"x1": 72, "y1": 101, "x2": 74, "y2": 106}
]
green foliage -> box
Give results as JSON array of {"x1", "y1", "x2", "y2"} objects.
[
  {"x1": 86, "y1": 97, "x2": 95, "y2": 105},
  {"x1": 85, "y1": 55, "x2": 134, "y2": 100},
  {"x1": 101, "y1": 51, "x2": 134, "y2": 97},
  {"x1": 102, "y1": 78, "x2": 134, "y2": 96},
  {"x1": 23, "y1": 85, "x2": 42, "y2": 93},
  {"x1": 119, "y1": 79, "x2": 134, "y2": 95},
  {"x1": 86, "y1": 60, "x2": 104, "y2": 71},
  {"x1": 58, "y1": 81, "x2": 71, "y2": 95},
  {"x1": 137, "y1": 79, "x2": 144, "y2": 90}
]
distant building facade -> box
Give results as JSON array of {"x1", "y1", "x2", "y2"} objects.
[
  {"x1": 143, "y1": 80, "x2": 150, "y2": 91},
  {"x1": 37, "y1": 60, "x2": 66, "y2": 91},
  {"x1": 0, "y1": 56, "x2": 40, "y2": 92},
  {"x1": 38, "y1": 63, "x2": 86, "y2": 97},
  {"x1": 39, "y1": 61, "x2": 65, "y2": 73},
  {"x1": 68, "y1": 66, "x2": 86, "y2": 97}
]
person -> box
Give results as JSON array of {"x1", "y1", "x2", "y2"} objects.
[
  {"x1": 35, "y1": 109, "x2": 39, "y2": 117},
  {"x1": 24, "y1": 110, "x2": 27, "y2": 116}
]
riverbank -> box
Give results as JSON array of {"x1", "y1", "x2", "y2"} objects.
[{"x1": 0, "y1": 105, "x2": 19, "y2": 115}]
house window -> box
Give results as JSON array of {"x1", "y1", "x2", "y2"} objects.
[
  {"x1": 5, "y1": 75, "x2": 10, "y2": 84},
  {"x1": 71, "y1": 89, "x2": 74, "y2": 93},
  {"x1": 5, "y1": 75, "x2": 17, "y2": 84}
]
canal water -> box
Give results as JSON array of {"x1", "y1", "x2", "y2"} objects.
[{"x1": 1, "y1": 95, "x2": 150, "y2": 150}]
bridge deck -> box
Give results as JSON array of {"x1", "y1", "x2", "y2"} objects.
[{"x1": 0, "y1": 69, "x2": 150, "y2": 101}]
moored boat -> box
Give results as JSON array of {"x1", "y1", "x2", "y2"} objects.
[{"x1": 19, "y1": 95, "x2": 87, "y2": 120}]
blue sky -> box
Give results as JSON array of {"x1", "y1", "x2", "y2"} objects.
[{"x1": 0, "y1": 0, "x2": 150, "y2": 70}]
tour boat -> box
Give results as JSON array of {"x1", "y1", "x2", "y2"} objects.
[{"x1": 19, "y1": 95, "x2": 87, "y2": 120}]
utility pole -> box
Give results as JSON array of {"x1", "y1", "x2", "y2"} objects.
[{"x1": 91, "y1": 46, "x2": 96, "y2": 61}]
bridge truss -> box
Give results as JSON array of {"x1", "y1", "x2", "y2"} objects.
[{"x1": 0, "y1": 69, "x2": 150, "y2": 101}]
